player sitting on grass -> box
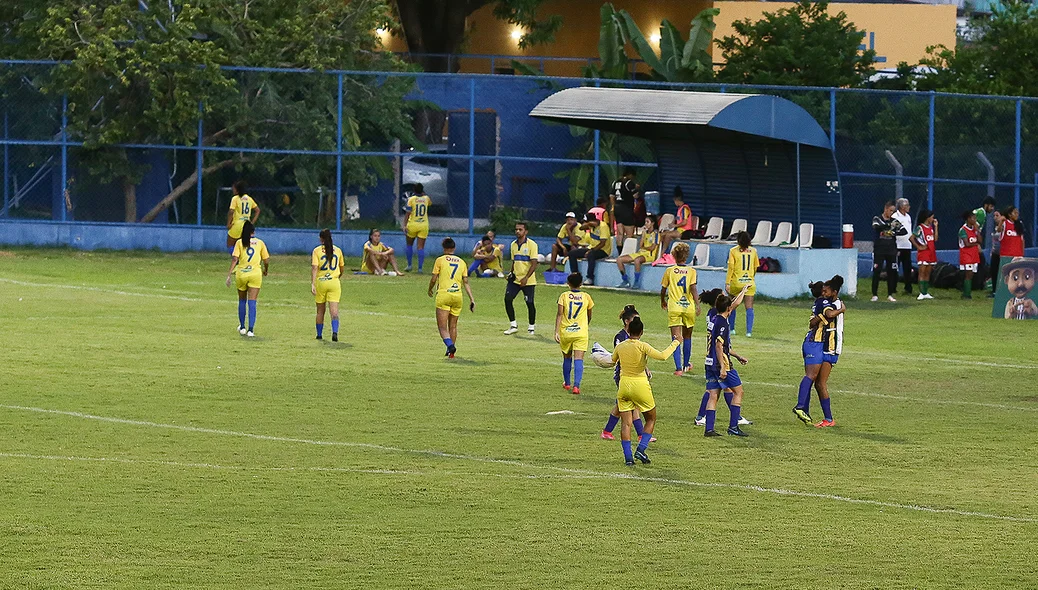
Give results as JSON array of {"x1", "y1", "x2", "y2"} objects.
[{"x1": 468, "y1": 234, "x2": 503, "y2": 277}]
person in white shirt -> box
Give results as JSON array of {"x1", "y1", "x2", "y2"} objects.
[{"x1": 892, "y1": 198, "x2": 915, "y2": 295}]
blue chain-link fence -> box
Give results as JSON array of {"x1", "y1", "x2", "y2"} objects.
[{"x1": 1, "y1": 59, "x2": 1035, "y2": 247}]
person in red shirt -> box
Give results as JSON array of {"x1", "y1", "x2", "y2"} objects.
[
  {"x1": 998, "y1": 206, "x2": 1025, "y2": 258},
  {"x1": 660, "y1": 186, "x2": 696, "y2": 255},
  {"x1": 958, "y1": 210, "x2": 982, "y2": 299},
  {"x1": 913, "y1": 209, "x2": 938, "y2": 300}
]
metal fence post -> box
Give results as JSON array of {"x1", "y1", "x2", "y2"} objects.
[
  {"x1": 831, "y1": 89, "x2": 840, "y2": 228},
  {"x1": 196, "y1": 102, "x2": 203, "y2": 226},
  {"x1": 1015, "y1": 99, "x2": 1022, "y2": 209},
  {"x1": 593, "y1": 79, "x2": 601, "y2": 205},
  {"x1": 468, "y1": 78, "x2": 475, "y2": 235},
  {"x1": 927, "y1": 91, "x2": 935, "y2": 209},
  {"x1": 336, "y1": 73, "x2": 344, "y2": 231},
  {"x1": 3, "y1": 110, "x2": 8, "y2": 217},
  {"x1": 60, "y1": 94, "x2": 68, "y2": 222},
  {"x1": 1034, "y1": 173, "x2": 1037, "y2": 236}
]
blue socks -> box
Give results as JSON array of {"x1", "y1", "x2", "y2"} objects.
[
  {"x1": 634, "y1": 271, "x2": 641, "y2": 286},
  {"x1": 573, "y1": 359, "x2": 584, "y2": 388},
  {"x1": 604, "y1": 414, "x2": 619, "y2": 433},
  {"x1": 562, "y1": 357, "x2": 572, "y2": 385},
  {"x1": 406, "y1": 244, "x2": 413, "y2": 267},
  {"x1": 746, "y1": 308, "x2": 755, "y2": 334},
  {"x1": 724, "y1": 391, "x2": 734, "y2": 408},
  {"x1": 247, "y1": 300, "x2": 257, "y2": 331},
  {"x1": 316, "y1": 323, "x2": 324, "y2": 338},
  {"x1": 672, "y1": 345, "x2": 682, "y2": 371},
  {"x1": 417, "y1": 248, "x2": 425, "y2": 271},
  {"x1": 682, "y1": 338, "x2": 692, "y2": 368},
  {"x1": 729, "y1": 309, "x2": 738, "y2": 333},
  {"x1": 632, "y1": 417, "x2": 644, "y2": 437},
  {"x1": 637, "y1": 432, "x2": 651, "y2": 453},
  {"x1": 237, "y1": 299, "x2": 246, "y2": 328},
  {"x1": 697, "y1": 391, "x2": 709, "y2": 417},
  {"x1": 468, "y1": 260, "x2": 481, "y2": 276},
  {"x1": 621, "y1": 440, "x2": 633, "y2": 463},
  {"x1": 705, "y1": 409, "x2": 716, "y2": 431},
  {"x1": 331, "y1": 319, "x2": 339, "y2": 335},
  {"x1": 729, "y1": 405, "x2": 742, "y2": 429},
  {"x1": 443, "y1": 337, "x2": 453, "y2": 351},
  {"x1": 798, "y1": 376, "x2": 813, "y2": 412},
  {"x1": 620, "y1": 272, "x2": 629, "y2": 282},
  {"x1": 821, "y1": 397, "x2": 833, "y2": 421}
]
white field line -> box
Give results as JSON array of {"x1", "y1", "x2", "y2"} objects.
[{"x1": 1, "y1": 404, "x2": 1033, "y2": 523}]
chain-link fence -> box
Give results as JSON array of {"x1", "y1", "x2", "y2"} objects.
[{"x1": 2, "y1": 59, "x2": 1036, "y2": 245}]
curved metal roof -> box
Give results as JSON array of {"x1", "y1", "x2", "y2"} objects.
[{"x1": 529, "y1": 87, "x2": 832, "y2": 150}]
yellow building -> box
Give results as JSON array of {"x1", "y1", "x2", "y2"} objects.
[{"x1": 382, "y1": 0, "x2": 957, "y2": 76}]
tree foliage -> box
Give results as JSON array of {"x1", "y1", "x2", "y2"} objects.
[
  {"x1": 620, "y1": 8, "x2": 719, "y2": 84},
  {"x1": 3, "y1": 0, "x2": 418, "y2": 222},
  {"x1": 717, "y1": 0, "x2": 875, "y2": 88}
]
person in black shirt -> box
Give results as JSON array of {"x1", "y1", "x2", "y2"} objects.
[
  {"x1": 611, "y1": 167, "x2": 641, "y2": 253},
  {"x1": 871, "y1": 200, "x2": 908, "y2": 302}
]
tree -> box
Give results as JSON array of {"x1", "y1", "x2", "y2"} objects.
[
  {"x1": 620, "y1": 8, "x2": 719, "y2": 83},
  {"x1": 716, "y1": 0, "x2": 876, "y2": 88},
  {"x1": 5, "y1": 0, "x2": 419, "y2": 223},
  {"x1": 393, "y1": 0, "x2": 561, "y2": 72}
]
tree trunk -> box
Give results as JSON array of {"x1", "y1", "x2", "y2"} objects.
[
  {"x1": 139, "y1": 159, "x2": 238, "y2": 223},
  {"x1": 123, "y1": 177, "x2": 137, "y2": 223},
  {"x1": 395, "y1": 0, "x2": 489, "y2": 72}
]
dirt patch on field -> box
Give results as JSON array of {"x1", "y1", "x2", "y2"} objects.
[{"x1": 0, "y1": 251, "x2": 15, "y2": 258}]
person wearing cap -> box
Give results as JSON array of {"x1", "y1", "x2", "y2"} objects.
[
  {"x1": 550, "y1": 212, "x2": 585, "y2": 272},
  {"x1": 568, "y1": 213, "x2": 611, "y2": 286},
  {"x1": 893, "y1": 198, "x2": 915, "y2": 295},
  {"x1": 1000, "y1": 257, "x2": 1038, "y2": 319}
]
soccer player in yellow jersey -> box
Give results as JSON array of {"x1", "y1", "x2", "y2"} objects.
[
  {"x1": 611, "y1": 317, "x2": 679, "y2": 465},
  {"x1": 660, "y1": 242, "x2": 701, "y2": 375},
  {"x1": 226, "y1": 181, "x2": 260, "y2": 250},
  {"x1": 225, "y1": 221, "x2": 269, "y2": 337},
  {"x1": 504, "y1": 222, "x2": 539, "y2": 335},
  {"x1": 616, "y1": 213, "x2": 660, "y2": 288},
  {"x1": 555, "y1": 272, "x2": 594, "y2": 394},
  {"x1": 428, "y1": 237, "x2": 476, "y2": 358},
  {"x1": 311, "y1": 229, "x2": 345, "y2": 342},
  {"x1": 362, "y1": 229, "x2": 403, "y2": 275},
  {"x1": 550, "y1": 212, "x2": 583, "y2": 272},
  {"x1": 725, "y1": 231, "x2": 760, "y2": 337},
  {"x1": 403, "y1": 183, "x2": 432, "y2": 272},
  {"x1": 468, "y1": 235, "x2": 504, "y2": 277},
  {"x1": 568, "y1": 214, "x2": 611, "y2": 285}
]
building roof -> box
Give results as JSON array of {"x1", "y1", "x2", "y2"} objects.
[{"x1": 529, "y1": 87, "x2": 832, "y2": 149}]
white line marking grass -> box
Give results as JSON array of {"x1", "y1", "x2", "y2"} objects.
[
  {"x1": 2, "y1": 404, "x2": 1033, "y2": 523},
  {"x1": 545, "y1": 410, "x2": 583, "y2": 415}
]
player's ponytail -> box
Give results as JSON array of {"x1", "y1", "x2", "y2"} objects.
[
  {"x1": 628, "y1": 317, "x2": 644, "y2": 337},
  {"x1": 320, "y1": 228, "x2": 334, "y2": 266},
  {"x1": 619, "y1": 304, "x2": 638, "y2": 322},
  {"x1": 240, "y1": 220, "x2": 254, "y2": 248}
]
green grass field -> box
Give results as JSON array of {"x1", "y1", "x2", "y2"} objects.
[{"x1": 1, "y1": 248, "x2": 1036, "y2": 588}]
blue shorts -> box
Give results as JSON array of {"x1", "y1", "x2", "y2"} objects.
[
  {"x1": 803, "y1": 340, "x2": 824, "y2": 366},
  {"x1": 705, "y1": 367, "x2": 741, "y2": 391},
  {"x1": 823, "y1": 353, "x2": 839, "y2": 365}
]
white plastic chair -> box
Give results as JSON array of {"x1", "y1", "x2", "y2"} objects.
[
  {"x1": 658, "y1": 213, "x2": 676, "y2": 232},
  {"x1": 691, "y1": 243, "x2": 723, "y2": 270},
  {"x1": 767, "y1": 222, "x2": 793, "y2": 246},
  {"x1": 782, "y1": 223, "x2": 815, "y2": 249},
  {"x1": 751, "y1": 220, "x2": 773, "y2": 246},
  {"x1": 702, "y1": 217, "x2": 724, "y2": 240},
  {"x1": 724, "y1": 218, "x2": 748, "y2": 240},
  {"x1": 619, "y1": 237, "x2": 639, "y2": 257}
]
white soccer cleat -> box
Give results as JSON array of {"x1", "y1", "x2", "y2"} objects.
[
  {"x1": 238, "y1": 326, "x2": 247, "y2": 335},
  {"x1": 924, "y1": 293, "x2": 934, "y2": 299},
  {"x1": 528, "y1": 325, "x2": 535, "y2": 334},
  {"x1": 871, "y1": 296, "x2": 879, "y2": 302},
  {"x1": 503, "y1": 326, "x2": 519, "y2": 335},
  {"x1": 738, "y1": 417, "x2": 753, "y2": 425},
  {"x1": 887, "y1": 295, "x2": 897, "y2": 302},
  {"x1": 246, "y1": 331, "x2": 255, "y2": 337},
  {"x1": 694, "y1": 415, "x2": 706, "y2": 427},
  {"x1": 917, "y1": 293, "x2": 926, "y2": 301}
]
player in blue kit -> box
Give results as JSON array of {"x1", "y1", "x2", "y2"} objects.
[
  {"x1": 693, "y1": 287, "x2": 753, "y2": 427},
  {"x1": 703, "y1": 293, "x2": 750, "y2": 437},
  {"x1": 814, "y1": 275, "x2": 846, "y2": 427},
  {"x1": 794, "y1": 281, "x2": 829, "y2": 424}
]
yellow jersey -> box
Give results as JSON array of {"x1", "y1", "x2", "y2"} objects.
[
  {"x1": 582, "y1": 223, "x2": 611, "y2": 249},
  {"x1": 636, "y1": 230, "x2": 660, "y2": 258},
  {"x1": 727, "y1": 246, "x2": 759, "y2": 287},
  {"x1": 557, "y1": 224, "x2": 585, "y2": 245},
  {"x1": 612, "y1": 338, "x2": 680, "y2": 378},
  {"x1": 557, "y1": 290, "x2": 594, "y2": 336},
  {"x1": 661, "y1": 265, "x2": 697, "y2": 310},
  {"x1": 477, "y1": 244, "x2": 503, "y2": 272},
  {"x1": 362, "y1": 241, "x2": 390, "y2": 273},
  {"x1": 311, "y1": 245, "x2": 344, "y2": 281},
  {"x1": 432, "y1": 254, "x2": 465, "y2": 295},
  {"x1": 228, "y1": 194, "x2": 258, "y2": 238},
  {"x1": 406, "y1": 195, "x2": 431, "y2": 225},
  {"x1": 510, "y1": 238, "x2": 539, "y2": 285},
  {"x1": 233, "y1": 237, "x2": 269, "y2": 275}
]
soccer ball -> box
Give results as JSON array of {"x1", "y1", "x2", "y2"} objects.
[
  {"x1": 482, "y1": 269, "x2": 496, "y2": 277},
  {"x1": 590, "y1": 342, "x2": 615, "y2": 368}
]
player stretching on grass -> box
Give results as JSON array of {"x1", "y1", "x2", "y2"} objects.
[
  {"x1": 428, "y1": 238, "x2": 475, "y2": 358},
  {"x1": 556, "y1": 273, "x2": 594, "y2": 394},
  {"x1": 660, "y1": 242, "x2": 700, "y2": 376},
  {"x1": 611, "y1": 317, "x2": 679, "y2": 465},
  {"x1": 600, "y1": 305, "x2": 651, "y2": 442},
  {"x1": 814, "y1": 275, "x2": 846, "y2": 427},
  {"x1": 693, "y1": 287, "x2": 753, "y2": 427},
  {"x1": 311, "y1": 229, "x2": 344, "y2": 341},
  {"x1": 703, "y1": 294, "x2": 750, "y2": 437},
  {"x1": 225, "y1": 221, "x2": 269, "y2": 337}
]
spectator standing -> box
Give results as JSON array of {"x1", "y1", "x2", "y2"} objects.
[
  {"x1": 569, "y1": 213, "x2": 611, "y2": 286},
  {"x1": 503, "y1": 222, "x2": 538, "y2": 335},
  {"x1": 989, "y1": 210, "x2": 1004, "y2": 297},
  {"x1": 871, "y1": 201, "x2": 908, "y2": 302},
  {"x1": 611, "y1": 168, "x2": 641, "y2": 254},
  {"x1": 892, "y1": 198, "x2": 915, "y2": 295},
  {"x1": 974, "y1": 196, "x2": 996, "y2": 288},
  {"x1": 959, "y1": 210, "x2": 982, "y2": 299}
]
